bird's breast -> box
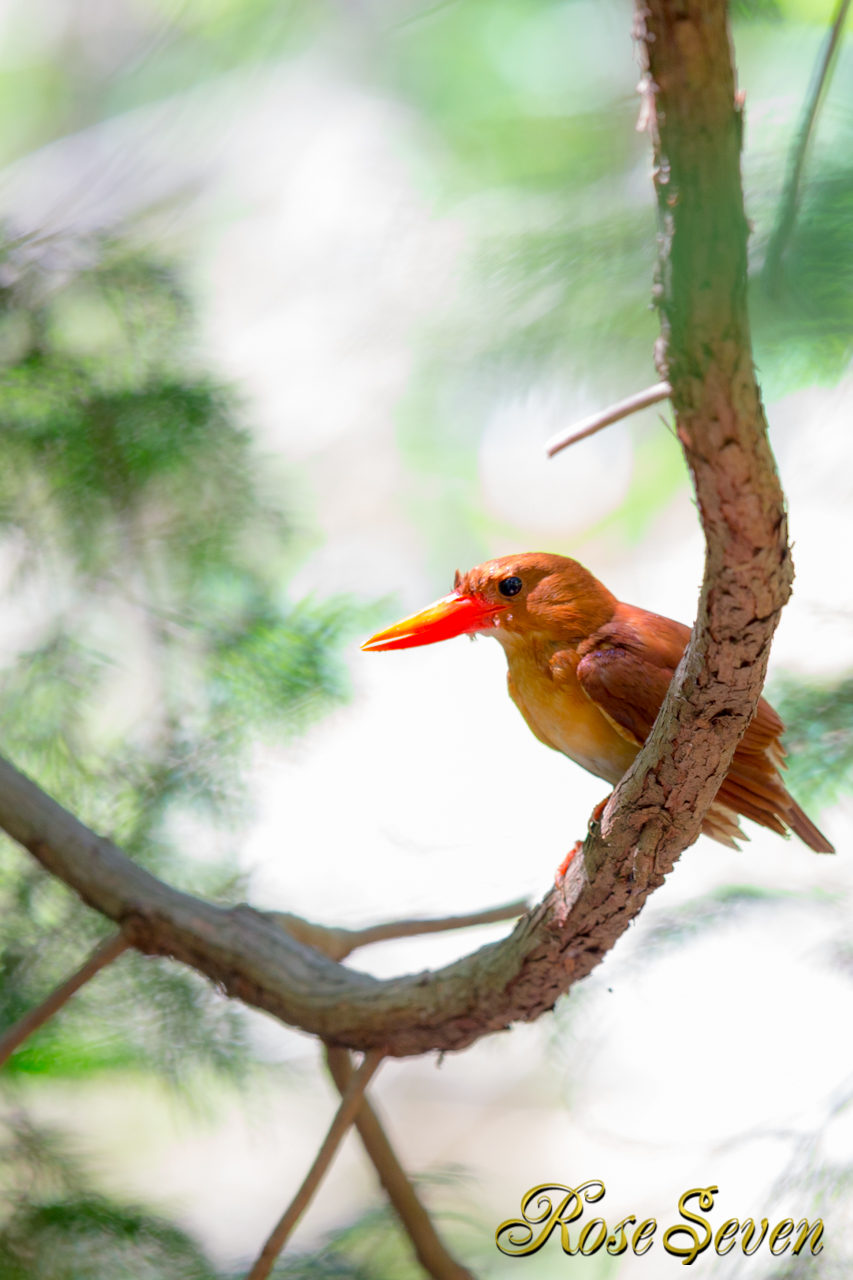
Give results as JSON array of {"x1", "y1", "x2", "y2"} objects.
[{"x1": 504, "y1": 642, "x2": 639, "y2": 784}]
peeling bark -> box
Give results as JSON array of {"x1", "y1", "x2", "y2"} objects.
[{"x1": 0, "y1": 0, "x2": 792, "y2": 1059}]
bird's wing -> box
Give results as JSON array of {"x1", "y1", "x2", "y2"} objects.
[
  {"x1": 576, "y1": 607, "x2": 778, "y2": 757},
  {"x1": 574, "y1": 608, "x2": 688, "y2": 744},
  {"x1": 575, "y1": 606, "x2": 834, "y2": 853}
]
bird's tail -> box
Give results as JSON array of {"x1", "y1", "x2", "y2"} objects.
[
  {"x1": 701, "y1": 803, "x2": 745, "y2": 850},
  {"x1": 709, "y1": 761, "x2": 834, "y2": 854},
  {"x1": 785, "y1": 796, "x2": 835, "y2": 854}
]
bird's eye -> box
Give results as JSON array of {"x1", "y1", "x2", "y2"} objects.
[{"x1": 498, "y1": 576, "x2": 523, "y2": 597}]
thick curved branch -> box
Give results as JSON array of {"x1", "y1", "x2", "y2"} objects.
[{"x1": 0, "y1": 0, "x2": 791, "y2": 1058}]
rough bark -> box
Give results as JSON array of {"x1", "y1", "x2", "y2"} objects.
[{"x1": 0, "y1": 0, "x2": 791, "y2": 1058}]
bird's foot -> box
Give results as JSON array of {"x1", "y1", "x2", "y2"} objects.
[
  {"x1": 555, "y1": 840, "x2": 583, "y2": 881},
  {"x1": 590, "y1": 793, "x2": 613, "y2": 827}
]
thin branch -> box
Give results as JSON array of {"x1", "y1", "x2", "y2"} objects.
[
  {"x1": 0, "y1": 932, "x2": 128, "y2": 1071},
  {"x1": 763, "y1": 0, "x2": 852, "y2": 291},
  {"x1": 246, "y1": 1049, "x2": 384, "y2": 1280},
  {"x1": 325, "y1": 1047, "x2": 475, "y2": 1280},
  {"x1": 544, "y1": 382, "x2": 671, "y2": 457},
  {"x1": 268, "y1": 901, "x2": 528, "y2": 962}
]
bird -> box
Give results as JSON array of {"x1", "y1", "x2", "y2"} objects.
[{"x1": 362, "y1": 551, "x2": 833, "y2": 854}]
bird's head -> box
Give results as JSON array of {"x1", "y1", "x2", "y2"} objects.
[{"x1": 361, "y1": 552, "x2": 617, "y2": 652}]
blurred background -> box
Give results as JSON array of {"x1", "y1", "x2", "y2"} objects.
[{"x1": 0, "y1": 0, "x2": 852, "y2": 1275}]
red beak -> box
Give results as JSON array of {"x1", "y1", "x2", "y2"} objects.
[{"x1": 361, "y1": 592, "x2": 505, "y2": 652}]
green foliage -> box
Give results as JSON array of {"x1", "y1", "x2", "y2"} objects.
[
  {"x1": 731, "y1": 0, "x2": 781, "y2": 17},
  {"x1": 0, "y1": 1196, "x2": 219, "y2": 1280},
  {"x1": 773, "y1": 674, "x2": 853, "y2": 812},
  {"x1": 0, "y1": 244, "x2": 264, "y2": 587},
  {"x1": 0, "y1": 231, "x2": 360, "y2": 1095},
  {"x1": 209, "y1": 598, "x2": 357, "y2": 738},
  {"x1": 0, "y1": 1110, "x2": 88, "y2": 1206},
  {"x1": 270, "y1": 1178, "x2": 483, "y2": 1280},
  {"x1": 0, "y1": 1111, "x2": 217, "y2": 1280},
  {"x1": 271, "y1": 1206, "x2": 410, "y2": 1280},
  {"x1": 627, "y1": 885, "x2": 796, "y2": 959},
  {"x1": 0, "y1": 0, "x2": 850, "y2": 579},
  {"x1": 389, "y1": 0, "x2": 853, "y2": 570},
  {"x1": 0, "y1": 1113, "x2": 478, "y2": 1280},
  {"x1": 0, "y1": 222, "x2": 371, "y2": 1267},
  {"x1": 387, "y1": 0, "x2": 641, "y2": 190},
  {"x1": 753, "y1": 161, "x2": 853, "y2": 395},
  {"x1": 0, "y1": 0, "x2": 325, "y2": 169}
]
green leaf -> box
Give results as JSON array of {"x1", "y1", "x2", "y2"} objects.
[
  {"x1": 0, "y1": 1196, "x2": 218, "y2": 1280},
  {"x1": 772, "y1": 673, "x2": 853, "y2": 811}
]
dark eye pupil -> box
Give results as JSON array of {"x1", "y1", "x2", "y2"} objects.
[{"x1": 499, "y1": 576, "x2": 523, "y2": 597}]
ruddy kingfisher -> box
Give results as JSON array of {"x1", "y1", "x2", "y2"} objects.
[{"x1": 362, "y1": 552, "x2": 832, "y2": 853}]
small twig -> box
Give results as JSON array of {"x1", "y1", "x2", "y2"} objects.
[
  {"x1": 325, "y1": 1047, "x2": 475, "y2": 1280},
  {"x1": 763, "y1": 0, "x2": 852, "y2": 291},
  {"x1": 0, "y1": 932, "x2": 129, "y2": 1072},
  {"x1": 245, "y1": 1049, "x2": 384, "y2": 1280},
  {"x1": 544, "y1": 382, "x2": 672, "y2": 457},
  {"x1": 267, "y1": 900, "x2": 528, "y2": 963}
]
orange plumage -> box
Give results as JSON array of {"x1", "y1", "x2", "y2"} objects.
[{"x1": 363, "y1": 552, "x2": 833, "y2": 854}]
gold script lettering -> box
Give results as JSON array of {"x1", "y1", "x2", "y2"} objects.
[
  {"x1": 632, "y1": 1219, "x2": 657, "y2": 1256},
  {"x1": 663, "y1": 1186, "x2": 718, "y2": 1265},
  {"x1": 792, "y1": 1218, "x2": 824, "y2": 1256},
  {"x1": 769, "y1": 1219, "x2": 794, "y2": 1256},
  {"x1": 494, "y1": 1185, "x2": 825, "y2": 1260},
  {"x1": 606, "y1": 1216, "x2": 637, "y2": 1256},
  {"x1": 714, "y1": 1219, "x2": 739, "y2": 1255},
  {"x1": 495, "y1": 1181, "x2": 605, "y2": 1257},
  {"x1": 741, "y1": 1218, "x2": 769, "y2": 1254},
  {"x1": 578, "y1": 1219, "x2": 607, "y2": 1255}
]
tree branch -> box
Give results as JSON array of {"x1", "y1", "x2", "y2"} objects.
[
  {"x1": 245, "y1": 1049, "x2": 384, "y2": 1280},
  {"x1": 544, "y1": 382, "x2": 671, "y2": 457},
  {"x1": 325, "y1": 1047, "x2": 474, "y2": 1280},
  {"x1": 268, "y1": 903, "x2": 528, "y2": 963},
  {"x1": 0, "y1": 0, "x2": 791, "y2": 1060},
  {"x1": 0, "y1": 932, "x2": 129, "y2": 1071}
]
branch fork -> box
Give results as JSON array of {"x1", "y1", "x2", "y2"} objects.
[{"x1": 246, "y1": 1049, "x2": 384, "y2": 1280}]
